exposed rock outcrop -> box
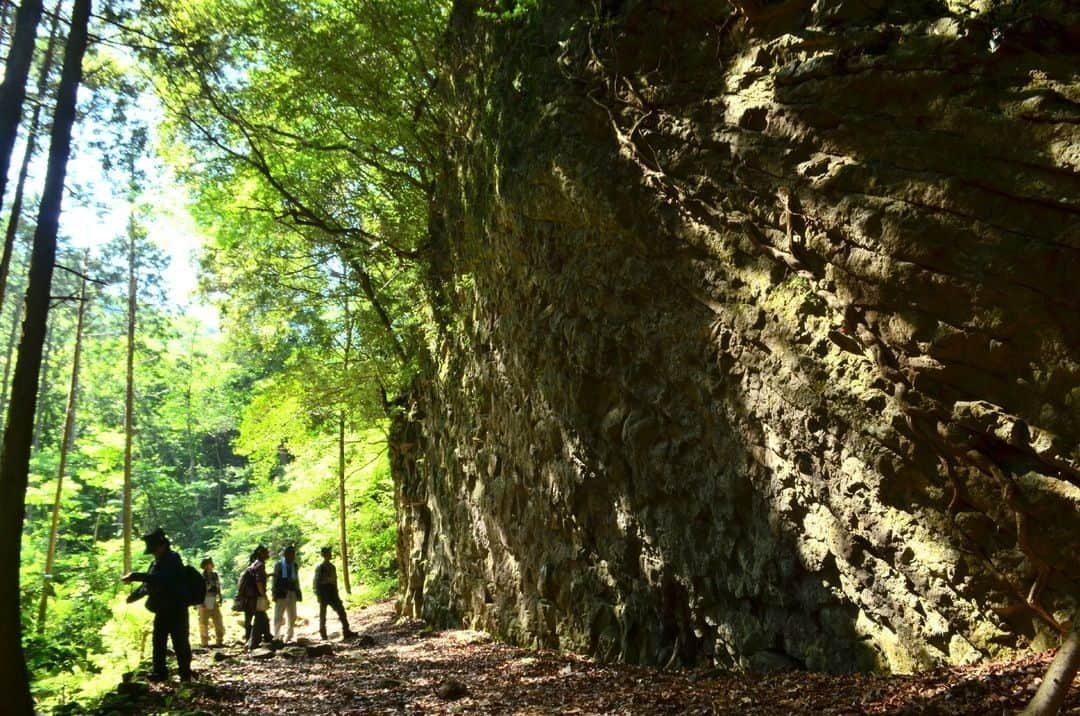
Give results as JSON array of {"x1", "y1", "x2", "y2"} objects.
[{"x1": 394, "y1": 0, "x2": 1080, "y2": 673}]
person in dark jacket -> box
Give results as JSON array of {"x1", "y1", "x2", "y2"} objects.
[
  {"x1": 313, "y1": 546, "x2": 357, "y2": 641},
  {"x1": 122, "y1": 528, "x2": 193, "y2": 682}
]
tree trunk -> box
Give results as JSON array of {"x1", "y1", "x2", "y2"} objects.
[
  {"x1": 0, "y1": 0, "x2": 43, "y2": 213},
  {"x1": 1022, "y1": 616, "x2": 1080, "y2": 716},
  {"x1": 36, "y1": 264, "x2": 87, "y2": 634},
  {"x1": 122, "y1": 216, "x2": 136, "y2": 573},
  {"x1": 338, "y1": 284, "x2": 353, "y2": 595},
  {"x1": 0, "y1": 1, "x2": 89, "y2": 709},
  {"x1": 338, "y1": 409, "x2": 351, "y2": 595},
  {"x1": 91, "y1": 490, "x2": 106, "y2": 542},
  {"x1": 0, "y1": 0, "x2": 62, "y2": 315}
]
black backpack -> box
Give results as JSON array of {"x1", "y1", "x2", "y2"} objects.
[
  {"x1": 182, "y1": 564, "x2": 207, "y2": 607},
  {"x1": 237, "y1": 564, "x2": 255, "y2": 597}
]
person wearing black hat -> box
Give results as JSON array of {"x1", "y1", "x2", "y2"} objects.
[{"x1": 122, "y1": 528, "x2": 193, "y2": 682}]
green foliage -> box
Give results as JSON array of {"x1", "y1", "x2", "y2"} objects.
[
  {"x1": 135, "y1": 0, "x2": 450, "y2": 402},
  {"x1": 213, "y1": 421, "x2": 397, "y2": 604},
  {"x1": 10, "y1": 0, "x2": 458, "y2": 708},
  {"x1": 478, "y1": 0, "x2": 541, "y2": 21}
]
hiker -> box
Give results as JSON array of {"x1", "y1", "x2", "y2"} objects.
[
  {"x1": 122, "y1": 527, "x2": 193, "y2": 682},
  {"x1": 198, "y1": 557, "x2": 225, "y2": 648},
  {"x1": 272, "y1": 544, "x2": 302, "y2": 642},
  {"x1": 313, "y1": 546, "x2": 357, "y2": 641},
  {"x1": 240, "y1": 544, "x2": 272, "y2": 649}
]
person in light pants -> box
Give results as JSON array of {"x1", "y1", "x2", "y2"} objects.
[
  {"x1": 198, "y1": 557, "x2": 225, "y2": 647},
  {"x1": 272, "y1": 545, "x2": 302, "y2": 642}
]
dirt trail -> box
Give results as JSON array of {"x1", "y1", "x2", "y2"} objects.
[{"x1": 87, "y1": 600, "x2": 1078, "y2": 714}]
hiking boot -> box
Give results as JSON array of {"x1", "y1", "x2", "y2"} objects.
[
  {"x1": 146, "y1": 673, "x2": 168, "y2": 683},
  {"x1": 342, "y1": 630, "x2": 359, "y2": 640}
]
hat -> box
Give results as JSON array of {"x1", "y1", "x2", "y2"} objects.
[
  {"x1": 320, "y1": 546, "x2": 332, "y2": 557},
  {"x1": 282, "y1": 544, "x2": 296, "y2": 555},
  {"x1": 142, "y1": 528, "x2": 169, "y2": 554}
]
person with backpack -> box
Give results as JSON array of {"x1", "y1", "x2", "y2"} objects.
[
  {"x1": 272, "y1": 544, "x2": 302, "y2": 642},
  {"x1": 313, "y1": 546, "x2": 358, "y2": 641},
  {"x1": 198, "y1": 557, "x2": 225, "y2": 648},
  {"x1": 121, "y1": 527, "x2": 193, "y2": 682},
  {"x1": 239, "y1": 544, "x2": 272, "y2": 649}
]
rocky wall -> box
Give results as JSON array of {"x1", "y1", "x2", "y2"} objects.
[{"x1": 393, "y1": 0, "x2": 1080, "y2": 673}]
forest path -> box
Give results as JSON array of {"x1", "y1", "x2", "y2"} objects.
[{"x1": 91, "y1": 600, "x2": 1077, "y2": 715}]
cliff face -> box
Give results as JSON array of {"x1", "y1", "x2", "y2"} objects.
[{"x1": 393, "y1": 0, "x2": 1080, "y2": 673}]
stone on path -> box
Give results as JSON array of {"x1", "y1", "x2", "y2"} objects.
[
  {"x1": 436, "y1": 678, "x2": 468, "y2": 700},
  {"x1": 306, "y1": 643, "x2": 334, "y2": 657}
]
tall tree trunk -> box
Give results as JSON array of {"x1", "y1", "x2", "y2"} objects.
[
  {"x1": 338, "y1": 284, "x2": 352, "y2": 595},
  {"x1": 0, "y1": 1, "x2": 89, "y2": 709},
  {"x1": 0, "y1": 0, "x2": 62, "y2": 315},
  {"x1": 122, "y1": 216, "x2": 136, "y2": 573},
  {"x1": 36, "y1": 264, "x2": 87, "y2": 634},
  {"x1": 0, "y1": 0, "x2": 43, "y2": 213},
  {"x1": 338, "y1": 410, "x2": 351, "y2": 595}
]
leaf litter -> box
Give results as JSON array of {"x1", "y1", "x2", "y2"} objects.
[{"x1": 82, "y1": 601, "x2": 1078, "y2": 714}]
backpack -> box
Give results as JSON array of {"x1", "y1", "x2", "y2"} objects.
[
  {"x1": 237, "y1": 565, "x2": 255, "y2": 598},
  {"x1": 182, "y1": 564, "x2": 206, "y2": 607}
]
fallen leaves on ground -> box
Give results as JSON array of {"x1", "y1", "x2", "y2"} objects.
[{"x1": 84, "y1": 601, "x2": 1079, "y2": 714}]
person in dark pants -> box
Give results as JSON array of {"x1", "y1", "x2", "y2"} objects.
[
  {"x1": 242, "y1": 544, "x2": 273, "y2": 649},
  {"x1": 122, "y1": 528, "x2": 193, "y2": 682},
  {"x1": 313, "y1": 546, "x2": 357, "y2": 641}
]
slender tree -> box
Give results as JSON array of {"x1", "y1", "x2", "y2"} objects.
[
  {"x1": 0, "y1": 0, "x2": 90, "y2": 709},
  {"x1": 338, "y1": 411, "x2": 350, "y2": 595},
  {"x1": 122, "y1": 216, "x2": 136, "y2": 573},
  {"x1": 0, "y1": 0, "x2": 43, "y2": 212},
  {"x1": 337, "y1": 286, "x2": 353, "y2": 594},
  {"x1": 37, "y1": 261, "x2": 89, "y2": 633},
  {"x1": 0, "y1": 0, "x2": 63, "y2": 314}
]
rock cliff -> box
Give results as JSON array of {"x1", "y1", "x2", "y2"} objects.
[{"x1": 393, "y1": 0, "x2": 1080, "y2": 673}]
